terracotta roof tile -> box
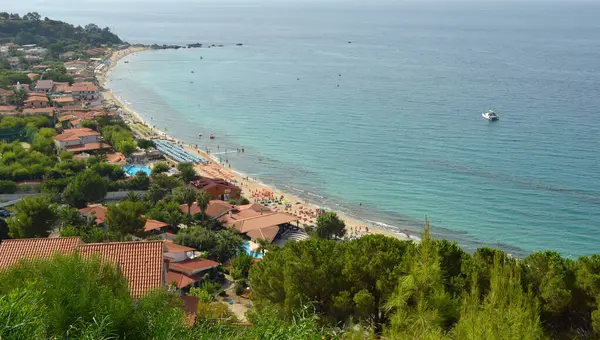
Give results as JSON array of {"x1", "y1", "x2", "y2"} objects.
[
  {"x1": 53, "y1": 128, "x2": 100, "y2": 141},
  {"x1": 144, "y1": 219, "x2": 169, "y2": 232},
  {"x1": 21, "y1": 108, "x2": 54, "y2": 115},
  {"x1": 0, "y1": 237, "x2": 81, "y2": 269},
  {"x1": 0, "y1": 105, "x2": 17, "y2": 112},
  {"x1": 65, "y1": 142, "x2": 111, "y2": 153},
  {"x1": 164, "y1": 241, "x2": 197, "y2": 253},
  {"x1": 169, "y1": 258, "x2": 219, "y2": 276},
  {"x1": 230, "y1": 212, "x2": 298, "y2": 234},
  {"x1": 79, "y1": 204, "x2": 107, "y2": 224},
  {"x1": 166, "y1": 270, "x2": 202, "y2": 289},
  {"x1": 179, "y1": 200, "x2": 234, "y2": 218},
  {"x1": 78, "y1": 241, "x2": 165, "y2": 297},
  {"x1": 246, "y1": 225, "x2": 280, "y2": 243}
]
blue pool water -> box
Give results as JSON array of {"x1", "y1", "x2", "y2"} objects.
[
  {"x1": 243, "y1": 242, "x2": 263, "y2": 259},
  {"x1": 123, "y1": 165, "x2": 151, "y2": 177}
]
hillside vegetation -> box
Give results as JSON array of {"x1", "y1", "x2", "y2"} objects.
[{"x1": 0, "y1": 12, "x2": 122, "y2": 52}]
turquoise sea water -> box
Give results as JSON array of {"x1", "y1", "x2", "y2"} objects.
[{"x1": 9, "y1": 1, "x2": 600, "y2": 257}]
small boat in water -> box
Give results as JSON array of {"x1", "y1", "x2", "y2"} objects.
[
  {"x1": 209, "y1": 134, "x2": 215, "y2": 139},
  {"x1": 482, "y1": 110, "x2": 499, "y2": 121},
  {"x1": 198, "y1": 132, "x2": 203, "y2": 137},
  {"x1": 124, "y1": 60, "x2": 129, "y2": 63}
]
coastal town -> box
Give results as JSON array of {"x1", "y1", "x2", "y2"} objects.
[
  {"x1": 2, "y1": 11, "x2": 600, "y2": 340},
  {"x1": 0, "y1": 12, "x2": 396, "y2": 327}
]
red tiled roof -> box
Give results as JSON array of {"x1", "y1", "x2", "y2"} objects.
[
  {"x1": 0, "y1": 88, "x2": 13, "y2": 95},
  {"x1": 106, "y1": 152, "x2": 125, "y2": 164},
  {"x1": 144, "y1": 219, "x2": 169, "y2": 232},
  {"x1": 70, "y1": 84, "x2": 98, "y2": 92},
  {"x1": 27, "y1": 73, "x2": 39, "y2": 80},
  {"x1": 53, "y1": 96, "x2": 74, "y2": 103},
  {"x1": 169, "y1": 258, "x2": 219, "y2": 276},
  {"x1": 246, "y1": 225, "x2": 280, "y2": 243},
  {"x1": 166, "y1": 270, "x2": 202, "y2": 289},
  {"x1": 64, "y1": 60, "x2": 88, "y2": 66},
  {"x1": 21, "y1": 108, "x2": 54, "y2": 115},
  {"x1": 179, "y1": 200, "x2": 234, "y2": 218},
  {"x1": 0, "y1": 105, "x2": 17, "y2": 112},
  {"x1": 24, "y1": 95, "x2": 49, "y2": 103},
  {"x1": 164, "y1": 241, "x2": 197, "y2": 253},
  {"x1": 78, "y1": 241, "x2": 164, "y2": 298},
  {"x1": 0, "y1": 237, "x2": 81, "y2": 269},
  {"x1": 79, "y1": 204, "x2": 107, "y2": 224},
  {"x1": 65, "y1": 142, "x2": 111, "y2": 153},
  {"x1": 53, "y1": 128, "x2": 100, "y2": 141},
  {"x1": 230, "y1": 213, "x2": 298, "y2": 234}
]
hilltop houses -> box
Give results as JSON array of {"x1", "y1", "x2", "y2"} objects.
[{"x1": 23, "y1": 93, "x2": 49, "y2": 108}]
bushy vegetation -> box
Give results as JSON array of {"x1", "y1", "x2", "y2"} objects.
[
  {"x1": 100, "y1": 121, "x2": 137, "y2": 156},
  {"x1": 0, "y1": 69, "x2": 30, "y2": 87},
  {"x1": 175, "y1": 227, "x2": 245, "y2": 263},
  {"x1": 249, "y1": 220, "x2": 600, "y2": 339},
  {"x1": 0, "y1": 12, "x2": 123, "y2": 51}
]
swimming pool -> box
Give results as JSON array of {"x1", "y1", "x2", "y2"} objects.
[
  {"x1": 243, "y1": 242, "x2": 263, "y2": 259},
  {"x1": 123, "y1": 165, "x2": 151, "y2": 177}
]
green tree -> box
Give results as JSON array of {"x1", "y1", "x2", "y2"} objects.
[
  {"x1": 452, "y1": 253, "x2": 547, "y2": 340},
  {"x1": 137, "y1": 139, "x2": 155, "y2": 149},
  {"x1": 196, "y1": 190, "x2": 211, "y2": 222},
  {"x1": 255, "y1": 238, "x2": 270, "y2": 255},
  {"x1": 125, "y1": 191, "x2": 141, "y2": 202},
  {"x1": 230, "y1": 251, "x2": 254, "y2": 279},
  {"x1": 8, "y1": 88, "x2": 28, "y2": 106},
  {"x1": 151, "y1": 173, "x2": 183, "y2": 191},
  {"x1": 7, "y1": 195, "x2": 58, "y2": 238},
  {"x1": 212, "y1": 229, "x2": 245, "y2": 263},
  {"x1": 315, "y1": 211, "x2": 346, "y2": 239},
  {"x1": 384, "y1": 218, "x2": 456, "y2": 338},
  {"x1": 177, "y1": 162, "x2": 197, "y2": 183},
  {"x1": 104, "y1": 201, "x2": 146, "y2": 237},
  {"x1": 0, "y1": 180, "x2": 17, "y2": 193},
  {"x1": 64, "y1": 170, "x2": 108, "y2": 208},
  {"x1": 174, "y1": 226, "x2": 216, "y2": 252},
  {"x1": 151, "y1": 162, "x2": 170, "y2": 175},
  {"x1": 180, "y1": 186, "x2": 197, "y2": 217},
  {"x1": 116, "y1": 139, "x2": 136, "y2": 156}
]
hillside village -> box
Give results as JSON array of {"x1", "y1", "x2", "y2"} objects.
[{"x1": 0, "y1": 13, "x2": 316, "y2": 326}]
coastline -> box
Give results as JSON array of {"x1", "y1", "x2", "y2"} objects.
[{"x1": 99, "y1": 48, "x2": 414, "y2": 242}]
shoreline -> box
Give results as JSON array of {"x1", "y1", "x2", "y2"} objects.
[{"x1": 99, "y1": 48, "x2": 415, "y2": 242}]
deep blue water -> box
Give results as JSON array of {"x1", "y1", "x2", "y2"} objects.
[{"x1": 8, "y1": 1, "x2": 600, "y2": 257}]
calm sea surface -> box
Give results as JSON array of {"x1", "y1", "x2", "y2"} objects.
[{"x1": 9, "y1": 0, "x2": 600, "y2": 257}]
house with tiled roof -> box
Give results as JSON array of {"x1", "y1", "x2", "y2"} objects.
[
  {"x1": 7, "y1": 57, "x2": 19, "y2": 68},
  {"x1": 78, "y1": 204, "x2": 170, "y2": 234},
  {"x1": 53, "y1": 127, "x2": 108, "y2": 154},
  {"x1": 52, "y1": 95, "x2": 75, "y2": 106},
  {"x1": 190, "y1": 178, "x2": 241, "y2": 200},
  {"x1": 23, "y1": 93, "x2": 49, "y2": 108},
  {"x1": 0, "y1": 237, "x2": 81, "y2": 269},
  {"x1": 179, "y1": 200, "x2": 235, "y2": 219},
  {"x1": 70, "y1": 83, "x2": 99, "y2": 101},
  {"x1": 0, "y1": 105, "x2": 17, "y2": 113},
  {"x1": 21, "y1": 107, "x2": 54, "y2": 116},
  {"x1": 78, "y1": 241, "x2": 166, "y2": 297},
  {"x1": 59, "y1": 51, "x2": 74, "y2": 60},
  {"x1": 34, "y1": 79, "x2": 54, "y2": 93},
  {"x1": 0, "y1": 237, "x2": 166, "y2": 298},
  {"x1": 0, "y1": 88, "x2": 12, "y2": 104},
  {"x1": 27, "y1": 73, "x2": 39, "y2": 81}
]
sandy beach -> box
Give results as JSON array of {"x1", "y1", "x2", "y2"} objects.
[{"x1": 99, "y1": 47, "x2": 413, "y2": 241}]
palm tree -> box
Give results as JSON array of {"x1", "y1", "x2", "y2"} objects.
[
  {"x1": 125, "y1": 191, "x2": 140, "y2": 202},
  {"x1": 255, "y1": 238, "x2": 270, "y2": 254},
  {"x1": 180, "y1": 186, "x2": 197, "y2": 217},
  {"x1": 196, "y1": 190, "x2": 211, "y2": 222}
]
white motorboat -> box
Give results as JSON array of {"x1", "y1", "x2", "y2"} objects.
[{"x1": 482, "y1": 110, "x2": 499, "y2": 121}]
